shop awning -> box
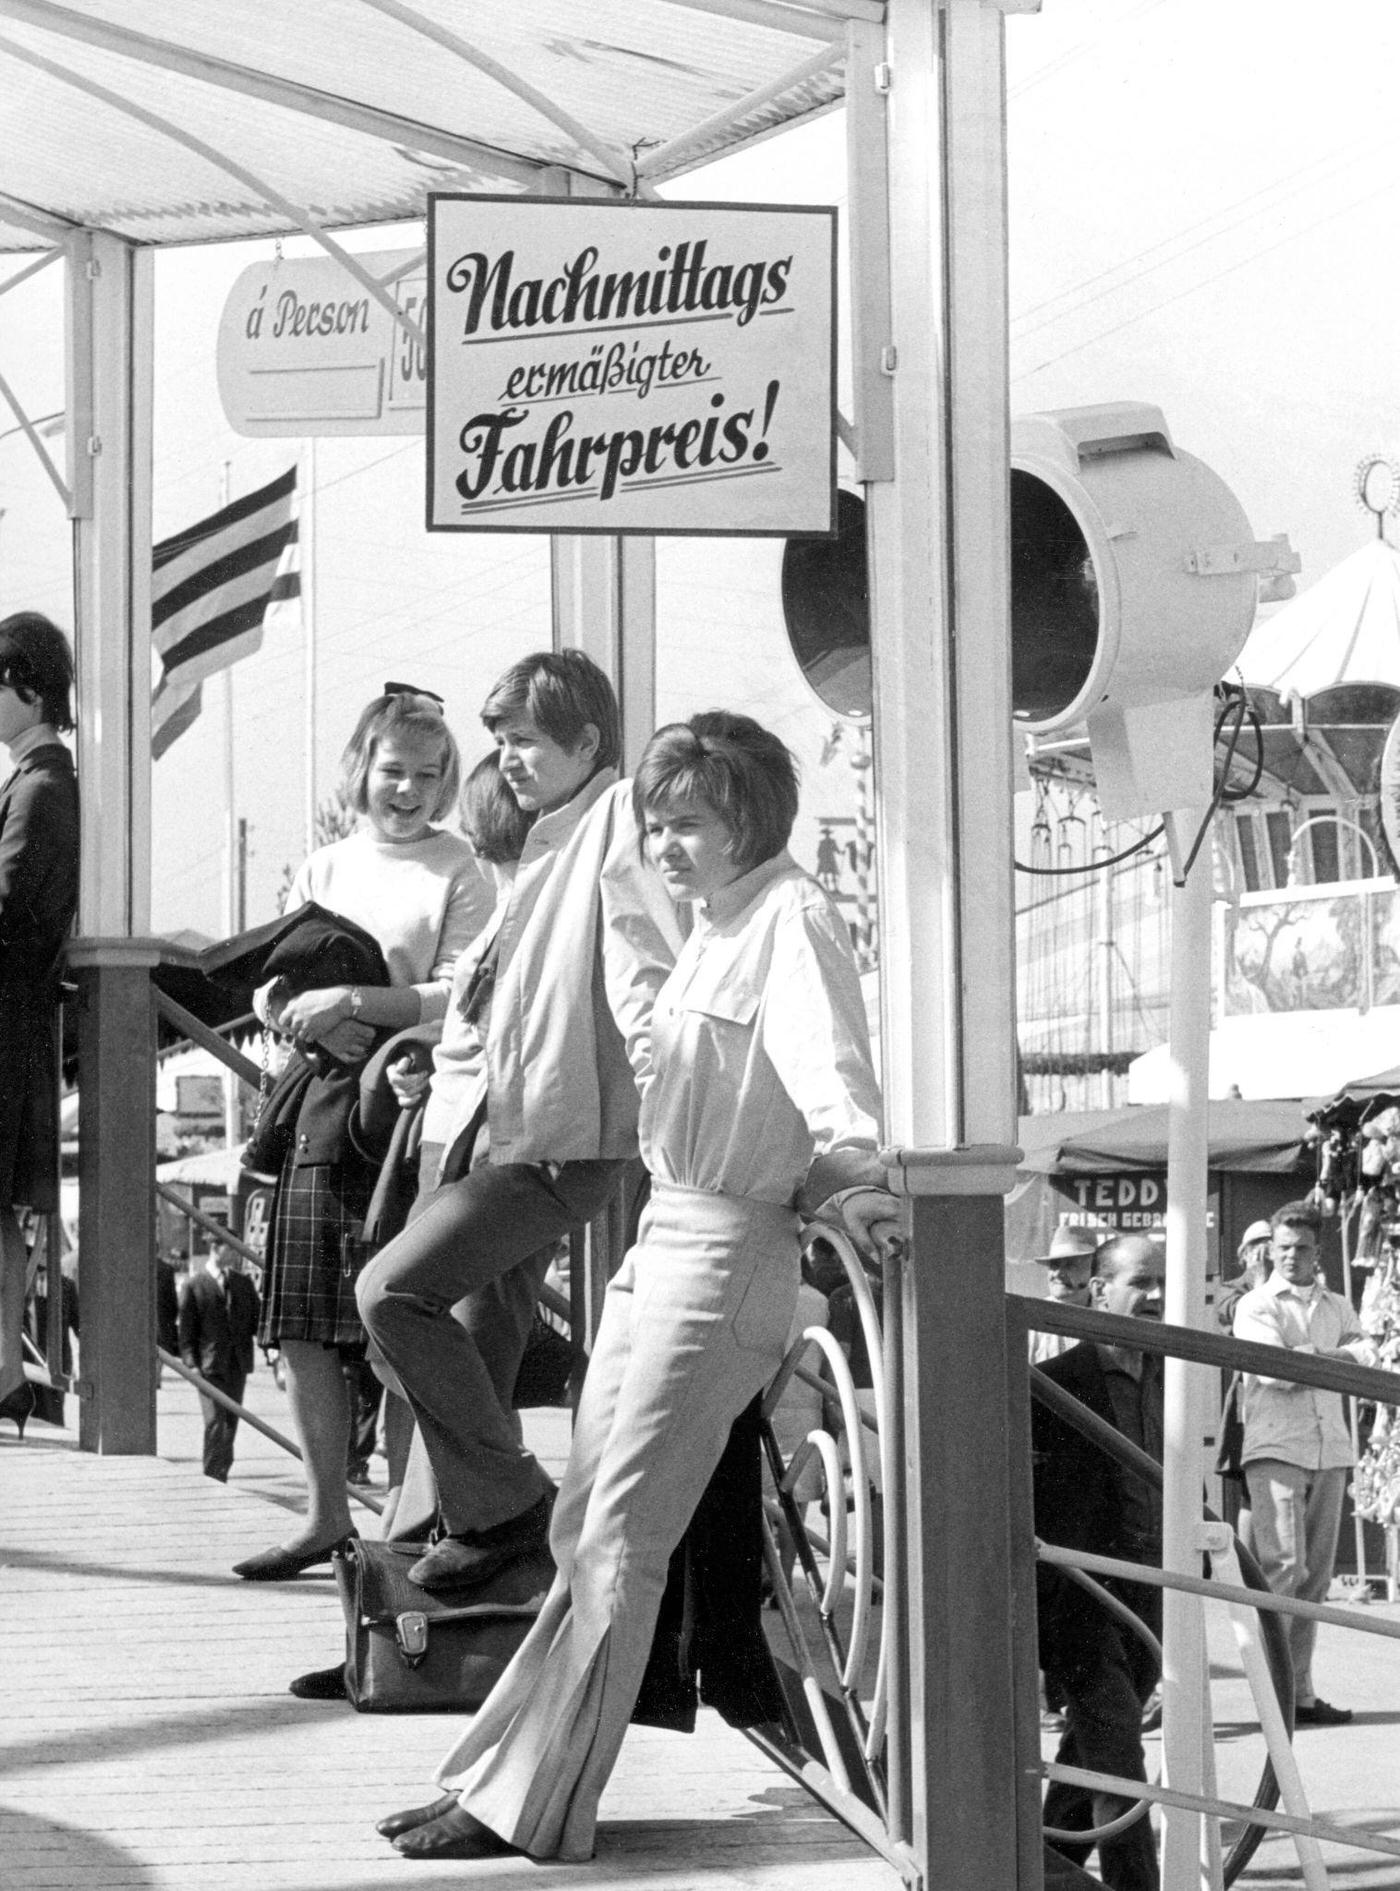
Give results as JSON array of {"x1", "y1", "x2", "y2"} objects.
[{"x1": 1017, "y1": 1100, "x2": 1311, "y2": 1177}]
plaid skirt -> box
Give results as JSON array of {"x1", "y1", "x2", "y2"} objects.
[{"x1": 258, "y1": 1153, "x2": 377, "y2": 1350}]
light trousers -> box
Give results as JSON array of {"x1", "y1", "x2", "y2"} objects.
[
  {"x1": 1243, "y1": 1459, "x2": 1347, "y2": 1706},
  {"x1": 435, "y1": 1183, "x2": 800, "y2": 1861}
]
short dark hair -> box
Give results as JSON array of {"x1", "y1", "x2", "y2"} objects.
[
  {"x1": 0, "y1": 611, "x2": 74, "y2": 732},
  {"x1": 480, "y1": 649, "x2": 620, "y2": 772},
  {"x1": 460, "y1": 751, "x2": 532, "y2": 866},
  {"x1": 339, "y1": 690, "x2": 460, "y2": 822},
  {"x1": 1270, "y1": 1200, "x2": 1321, "y2": 1238},
  {"x1": 633, "y1": 710, "x2": 799, "y2": 874},
  {"x1": 1092, "y1": 1231, "x2": 1162, "y2": 1279}
]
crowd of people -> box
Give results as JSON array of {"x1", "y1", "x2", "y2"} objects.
[
  {"x1": 1027, "y1": 1199, "x2": 1382, "y2": 1890},
  {"x1": 3, "y1": 610, "x2": 1389, "y2": 1882}
]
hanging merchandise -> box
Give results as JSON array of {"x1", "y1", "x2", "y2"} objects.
[{"x1": 1306, "y1": 1083, "x2": 1400, "y2": 1538}]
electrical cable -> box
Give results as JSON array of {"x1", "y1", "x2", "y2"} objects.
[
  {"x1": 1177, "y1": 687, "x2": 1250, "y2": 881},
  {"x1": 1016, "y1": 823, "x2": 1163, "y2": 876},
  {"x1": 1015, "y1": 687, "x2": 1264, "y2": 879}
]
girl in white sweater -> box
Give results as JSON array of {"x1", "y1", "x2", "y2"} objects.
[{"x1": 234, "y1": 688, "x2": 491, "y2": 1580}]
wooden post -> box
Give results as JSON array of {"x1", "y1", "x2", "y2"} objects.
[
  {"x1": 859, "y1": 0, "x2": 1037, "y2": 1882},
  {"x1": 66, "y1": 230, "x2": 156, "y2": 1452},
  {"x1": 69, "y1": 939, "x2": 160, "y2": 1453}
]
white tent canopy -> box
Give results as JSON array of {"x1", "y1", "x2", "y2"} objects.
[{"x1": 1235, "y1": 535, "x2": 1400, "y2": 698}]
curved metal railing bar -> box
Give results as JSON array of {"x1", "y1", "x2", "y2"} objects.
[
  {"x1": 758, "y1": 1332, "x2": 884, "y2": 1817},
  {"x1": 799, "y1": 1222, "x2": 892, "y2": 1753},
  {"x1": 757, "y1": 1502, "x2": 853, "y2": 1798},
  {"x1": 797, "y1": 1323, "x2": 874, "y2": 1687}
]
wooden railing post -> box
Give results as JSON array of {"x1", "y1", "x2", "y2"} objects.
[{"x1": 68, "y1": 939, "x2": 160, "y2": 1453}]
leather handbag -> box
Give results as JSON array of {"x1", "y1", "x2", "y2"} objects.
[{"x1": 333, "y1": 1537, "x2": 551, "y2": 1713}]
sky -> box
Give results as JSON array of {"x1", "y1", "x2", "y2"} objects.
[{"x1": 0, "y1": 0, "x2": 1395, "y2": 938}]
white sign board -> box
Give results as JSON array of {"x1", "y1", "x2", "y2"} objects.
[
  {"x1": 217, "y1": 250, "x2": 426, "y2": 436},
  {"x1": 427, "y1": 196, "x2": 836, "y2": 537}
]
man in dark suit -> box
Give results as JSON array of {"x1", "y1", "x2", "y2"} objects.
[
  {"x1": 0, "y1": 612, "x2": 79, "y2": 1426},
  {"x1": 1032, "y1": 1232, "x2": 1165, "y2": 1891},
  {"x1": 178, "y1": 1242, "x2": 260, "y2": 1481}
]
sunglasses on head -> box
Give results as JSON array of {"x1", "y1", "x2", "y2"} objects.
[{"x1": 384, "y1": 680, "x2": 445, "y2": 709}]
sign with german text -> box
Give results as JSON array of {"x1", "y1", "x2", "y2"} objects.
[
  {"x1": 427, "y1": 196, "x2": 836, "y2": 537},
  {"x1": 217, "y1": 250, "x2": 425, "y2": 436}
]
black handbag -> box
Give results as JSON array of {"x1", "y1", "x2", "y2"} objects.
[
  {"x1": 1215, "y1": 1373, "x2": 1246, "y2": 1486},
  {"x1": 333, "y1": 1537, "x2": 551, "y2": 1713}
]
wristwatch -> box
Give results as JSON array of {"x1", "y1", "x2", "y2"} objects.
[{"x1": 346, "y1": 986, "x2": 364, "y2": 1020}]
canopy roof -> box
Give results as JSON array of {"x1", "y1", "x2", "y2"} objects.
[
  {"x1": 1236, "y1": 537, "x2": 1400, "y2": 700},
  {"x1": 1017, "y1": 1101, "x2": 1310, "y2": 1176},
  {"x1": 0, "y1": 0, "x2": 854, "y2": 251}
]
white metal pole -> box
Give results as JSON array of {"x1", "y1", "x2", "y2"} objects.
[
  {"x1": 1160, "y1": 806, "x2": 1214, "y2": 1889},
  {"x1": 220, "y1": 466, "x2": 241, "y2": 1148},
  {"x1": 302, "y1": 436, "x2": 317, "y2": 855}
]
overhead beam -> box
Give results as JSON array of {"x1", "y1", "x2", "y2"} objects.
[
  {"x1": 0, "y1": 31, "x2": 427, "y2": 351},
  {"x1": 636, "y1": 41, "x2": 842, "y2": 178},
  {"x1": 358, "y1": 0, "x2": 636, "y2": 191},
  {"x1": 0, "y1": 187, "x2": 81, "y2": 240},
  {"x1": 664, "y1": 0, "x2": 883, "y2": 28},
  {"x1": 0, "y1": 0, "x2": 546, "y2": 189}
]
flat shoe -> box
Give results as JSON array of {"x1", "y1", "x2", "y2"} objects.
[
  {"x1": 232, "y1": 1531, "x2": 357, "y2": 1582},
  {"x1": 375, "y1": 1792, "x2": 462, "y2": 1840},
  {"x1": 288, "y1": 1664, "x2": 348, "y2": 1701},
  {"x1": 409, "y1": 1494, "x2": 552, "y2": 1591},
  {"x1": 392, "y1": 1807, "x2": 514, "y2": 1859},
  {"x1": 1294, "y1": 1698, "x2": 1352, "y2": 1726}
]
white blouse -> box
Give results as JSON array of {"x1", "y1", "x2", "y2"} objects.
[{"x1": 641, "y1": 851, "x2": 884, "y2": 1212}]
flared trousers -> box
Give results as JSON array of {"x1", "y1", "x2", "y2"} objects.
[{"x1": 435, "y1": 1182, "x2": 800, "y2": 1861}]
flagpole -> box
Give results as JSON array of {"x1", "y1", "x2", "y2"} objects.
[
  {"x1": 219, "y1": 461, "x2": 242, "y2": 1151},
  {"x1": 303, "y1": 437, "x2": 317, "y2": 856}
]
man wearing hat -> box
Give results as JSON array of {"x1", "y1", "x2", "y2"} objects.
[
  {"x1": 1216, "y1": 1218, "x2": 1272, "y2": 1332},
  {"x1": 1029, "y1": 1224, "x2": 1103, "y2": 1364}
]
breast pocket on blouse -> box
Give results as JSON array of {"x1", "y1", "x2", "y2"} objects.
[{"x1": 679, "y1": 974, "x2": 760, "y2": 1032}]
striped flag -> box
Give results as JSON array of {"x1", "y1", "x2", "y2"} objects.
[{"x1": 151, "y1": 467, "x2": 300, "y2": 759}]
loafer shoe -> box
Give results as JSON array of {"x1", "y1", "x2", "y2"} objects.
[
  {"x1": 409, "y1": 1494, "x2": 552, "y2": 1592},
  {"x1": 288, "y1": 1663, "x2": 348, "y2": 1701},
  {"x1": 376, "y1": 1792, "x2": 460, "y2": 1840},
  {"x1": 392, "y1": 1808, "x2": 514, "y2": 1859},
  {"x1": 232, "y1": 1531, "x2": 357, "y2": 1582},
  {"x1": 1294, "y1": 1698, "x2": 1352, "y2": 1726}
]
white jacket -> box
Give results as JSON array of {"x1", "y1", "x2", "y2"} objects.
[{"x1": 426, "y1": 769, "x2": 682, "y2": 1165}]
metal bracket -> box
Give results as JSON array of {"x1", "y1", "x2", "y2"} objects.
[
  {"x1": 874, "y1": 61, "x2": 893, "y2": 93},
  {"x1": 1185, "y1": 533, "x2": 1301, "y2": 578}
]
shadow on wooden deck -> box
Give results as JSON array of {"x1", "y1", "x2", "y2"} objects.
[{"x1": 1, "y1": 1376, "x2": 901, "y2": 1891}]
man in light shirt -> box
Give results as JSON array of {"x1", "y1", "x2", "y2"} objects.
[{"x1": 1232, "y1": 1200, "x2": 1377, "y2": 1726}]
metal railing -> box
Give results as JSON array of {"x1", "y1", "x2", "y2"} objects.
[
  {"x1": 1018, "y1": 1293, "x2": 1400, "y2": 1888},
  {"x1": 742, "y1": 1259, "x2": 1400, "y2": 1890}
]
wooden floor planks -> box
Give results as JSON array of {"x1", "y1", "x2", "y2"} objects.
[{"x1": 1, "y1": 1378, "x2": 899, "y2": 1891}]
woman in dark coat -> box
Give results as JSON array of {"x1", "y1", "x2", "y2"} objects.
[{"x1": 0, "y1": 613, "x2": 78, "y2": 1435}]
